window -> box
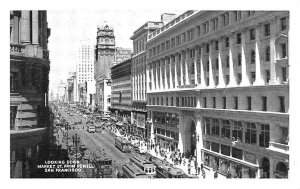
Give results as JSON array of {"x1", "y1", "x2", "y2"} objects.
[
  {"x1": 281, "y1": 17, "x2": 287, "y2": 31},
  {"x1": 265, "y1": 46, "x2": 270, "y2": 61},
  {"x1": 215, "y1": 41, "x2": 219, "y2": 50},
  {"x1": 280, "y1": 127, "x2": 289, "y2": 144},
  {"x1": 196, "y1": 26, "x2": 201, "y2": 37},
  {"x1": 251, "y1": 72, "x2": 256, "y2": 84},
  {"x1": 237, "y1": 73, "x2": 242, "y2": 84},
  {"x1": 250, "y1": 28, "x2": 255, "y2": 40},
  {"x1": 266, "y1": 70, "x2": 270, "y2": 83},
  {"x1": 149, "y1": 98, "x2": 152, "y2": 105},
  {"x1": 226, "y1": 56, "x2": 229, "y2": 68},
  {"x1": 10, "y1": 106, "x2": 17, "y2": 130},
  {"x1": 203, "y1": 97, "x2": 207, "y2": 108},
  {"x1": 222, "y1": 13, "x2": 229, "y2": 26},
  {"x1": 281, "y1": 43, "x2": 287, "y2": 58},
  {"x1": 221, "y1": 145, "x2": 230, "y2": 156},
  {"x1": 225, "y1": 75, "x2": 229, "y2": 85},
  {"x1": 279, "y1": 96, "x2": 285, "y2": 113},
  {"x1": 215, "y1": 76, "x2": 219, "y2": 85},
  {"x1": 251, "y1": 50, "x2": 255, "y2": 64},
  {"x1": 264, "y1": 24, "x2": 270, "y2": 36},
  {"x1": 245, "y1": 122, "x2": 257, "y2": 145},
  {"x1": 262, "y1": 96, "x2": 267, "y2": 111},
  {"x1": 212, "y1": 119, "x2": 220, "y2": 136},
  {"x1": 232, "y1": 147, "x2": 243, "y2": 160},
  {"x1": 247, "y1": 96, "x2": 252, "y2": 110},
  {"x1": 205, "y1": 118, "x2": 211, "y2": 135},
  {"x1": 211, "y1": 142, "x2": 220, "y2": 153},
  {"x1": 282, "y1": 67, "x2": 287, "y2": 82},
  {"x1": 153, "y1": 98, "x2": 155, "y2": 105},
  {"x1": 259, "y1": 124, "x2": 270, "y2": 147},
  {"x1": 171, "y1": 97, "x2": 173, "y2": 106},
  {"x1": 206, "y1": 78, "x2": 209, "y2": 86},
  {"x1": 221, "y1": 120, "x2": 230, "y2": 139},
  {"x1": 10, "y1": 72, "x2": 18, "y2": 93},
  {"x1": 119, "y1": 91, "x2": 122, "y2": 103},
  {"x1": 182, "y1": 33, "x2": 186, "y2": 43},
  {"x1": 225, "y1": 37, "x2": 229, "y2": 48},
  {"x1": 176, "y1": 97, "x2": 179, "y2": 106},
  {"x1": 233, "y1": 121, "x2": 243, "y2": 142},
  {"x1": 212, "y1": 97, "x2": 216, "y2": 108},
  {"x1": 215, "y1": 59, "x2": 219, "y2": 70},
  {"x1": 166, "y1": 97, "x2": 168, "y2": 106},
  {"x1": 157, "y1": 97, "x2": 159, "y2": 105},
  {"x1": 206, "y1": 60, "x2": 209, "y2": 71},
  {"x1": 161, "y1": 97, "x2": 164, "y2": 105},
  {"x1": 234, "y1": 96, "x2": 238, "y2": 110},
  {"x1": 238, "y1": 53, "x2": 242, "y2": 66},
  {"x1": 236, "y1": 33, "x2": 241, "y2": 44},
  {"x1": 222, "y1": 97, "x2": 226, "y2": 109},
  {"x1": 206, "y1": 44, "x2": 210, "y2": 53}
]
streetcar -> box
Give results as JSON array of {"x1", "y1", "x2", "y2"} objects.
[
  {"x1": 115, "y1": 136, "x2": 131, "y2": 152},
  {"x1": 130, "y1": 155, "x2": 156, "y2": 177},
  {"x1": 91, "y1": 151, "x2": 113, "y2": 177},
  {"x1": 121, "y1": 162, "x2": 149, "y2": 178},
  {"x1": 146, "y1": 154, "x2": 184, "y2": 178},
  {"x1": 95, "y1": 125, "x2": 102, "y2": 133}
]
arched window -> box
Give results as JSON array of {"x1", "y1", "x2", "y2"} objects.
[
  {"x1": 251, "y1": 50, "x2": 255, "y2": 64},
  {"x1": 238, "y1": 53, "x2": 242, "y2": 66},
  {"x1": 265, "y1": 46, "x2": 270, "y2": 61}
]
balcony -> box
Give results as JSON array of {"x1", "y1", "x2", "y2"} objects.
[{"x1": 269, "y1": 141, "x2": 289, "y2": 153}]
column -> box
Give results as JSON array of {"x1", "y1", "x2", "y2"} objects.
[
  {"x1": 269, "y1": 158, "x2": 274, "y2": 178},
  {"x1": 174, "y1": 54, "x2": 178, "y2": 88},
  {"x1": 228, "y1": 33, "x2": 237, "y2": 87},
  {"x1": 180, "y1": 52, "x2": 184, "y2": 86},
  {"x1": 155, "y1": 61, "x2": 159, "y2": 90},
  {"x1": 229, "y1": 11, "x2": 235, "y2": 25},
  {"x1": 239, "y1": 29, "x2": 250, "y2": 86},
  {"x1": 208, "y1": 41, "x2": 214, "y2": 88},
  {"x1": 194, "y1": 47, "x2": 199, "y2": 85},
  {"x1": 254, "y1": 24, "x2": 265, "y2": 86},
  {"x1": 20, "y1": 10, "x2": 30, "y2": 43},
  {"x1": 146, "y1": 63, "x2": 150, "y2": 92},
  {"x1": 32, "y1": 10, "x2": 39, "y2": 45},
  {"x1": 143, "y1": 66, "x2": 146, "y2": 100},
  {"x1": 164, "y1": 57, "x2": 168, "y2": 89},
  {"x1": 200, "y1": 45, "x2": 206, "y2": 88},
  {"x1": 12, "y1": 15, "x2": 20, "y2": 44},
  {"x1": 169, "y1": 56, "x2": 173, "y2": 89},
  {"x1": 269, "y1": 18, "x2": 279, "y2": 85},
  {"x1": 178, "y1": 115, "x2": 185, "y2": 153},
  {"x1": 151, "y1": 62, "x2": 155, "y2": 91},
  {"x1": 196, "y1": 116, "x2": 203, "y2": 166},
  {"x1": 218, "y1": 37, "x2": 226, "y2": 87},
  {"x1": 160, "y1": 59, "x2": 164, "y2": 90},
  {"x1": 185, "y1": 49, "x2": 190, "y2": 85}
]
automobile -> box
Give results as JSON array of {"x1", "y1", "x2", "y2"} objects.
[
  {"x1": 80, "y1": 143, "x2": 87, "y2": 151},
  {"x1": 87, "y1": 125, "x2": 96, "y2": 133}
]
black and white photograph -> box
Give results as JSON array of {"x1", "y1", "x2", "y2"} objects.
[{"x1": 3, "y1": 0, "x2": 300, "y2": 187}]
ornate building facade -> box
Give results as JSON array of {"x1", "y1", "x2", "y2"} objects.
[
  {"x1": 94, "y1": 24, "x2": 116, "y2": 113},
  {"x1": 10, "y1": 10, "x2": 51, "y2": 178},
  {"x1": 146, "y1": 10, "x2": 289, "y2": 178}
]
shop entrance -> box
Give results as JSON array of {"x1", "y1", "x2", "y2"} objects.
[{"x1": 261, "y1": 157, "x2": 270, "y2": 178}]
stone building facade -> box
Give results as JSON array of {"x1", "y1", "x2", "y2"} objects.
[
  {"x1": 146, "y1": 10, "x2": 289, "y2": 178},
  {"x1": 10, "y1": 10, "x2": 51, "y2": 178}
]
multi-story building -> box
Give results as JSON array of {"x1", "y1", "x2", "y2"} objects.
[
  {"x1": 94, "y1": 24, "x2": 116, "y2": 113},
  {"x1": 57, "y1": 80, "x2": 67, "y2": 103},
  {"x1": 110, "y1": 58, "x2": 132, "y2": 131},
  {"x1": 66, "y1": 72, "x2": 76, "y2": 104},
  {"x1": 130, "y1": 14, "x2": 176, "y2": 140},
  {"x1": 76, "y1": 40, "x2": 95, "y2": 102},
  {"x1": 113, "y1": 47, "x2": 132, "y2": 66},
  {"x1": 10, "y1": 10, "x2": 51, "y2": 178},
  {"x1": 146, "y1": 10, "x2": 289, "y2": 178}
]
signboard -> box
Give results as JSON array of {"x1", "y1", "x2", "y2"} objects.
[{"x1": 136, "y1": 113, "x2": 145, "y2": 129}]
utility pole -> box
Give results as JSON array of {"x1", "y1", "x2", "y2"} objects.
[{"x1": 72, "y1": 133, "x2": 80, "y2": 178}]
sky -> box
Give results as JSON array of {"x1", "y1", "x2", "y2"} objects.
[{"x1": 48, "y1": 9, "x2": 184, "y2": 94}]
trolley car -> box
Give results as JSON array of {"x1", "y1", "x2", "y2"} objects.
[
  {"x1": 91, "y1": 151, "x2": 113, "y2": 177},
  {"x1": 115, "y1": 136, "x2": 131, "y2": 152},
  {"x1": 121, "y1": 162, "x2": 149, "y2": 178},
  {"x1": 146, "y1": 154, "x2": 184, "y2": 178},
  {"x1": 130, "y1": 155, "x2": 156, "y2": 177}
]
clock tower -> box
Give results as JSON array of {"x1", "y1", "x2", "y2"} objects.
[{"x1": 94, "y1": 24, "x2": 116, "y2": 113}]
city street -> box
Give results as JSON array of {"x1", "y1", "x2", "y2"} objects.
[{"x1": 58, "y1": 108, "x2": 137, "y2": 178}]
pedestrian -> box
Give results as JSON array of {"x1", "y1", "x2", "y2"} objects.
[
  {"x1": 214, "y1": 170, "x2": 218, "y2": 179},
  {"x1": 227, "y1": 170, "x2": 232, "y2": 179},
  {"x1": 197, "y1": 166, "x2": 201, "y2": 175},
  {"x1": 202, "y1": 169, "x2": 206, "y2": 179}
]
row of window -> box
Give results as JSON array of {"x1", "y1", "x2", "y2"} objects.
[
  {"x1": 204, "y1": 118, "x2": 270, "y2": 148},
  {"x1": 154, "y1": 128, "x2": 179, "y2": 141},
  {"x1": 152, "y1": 111, "x2": 179, "y2": 128},
  {"x1": 202, "y1": 95, "x2": 286, "y2": 113}
]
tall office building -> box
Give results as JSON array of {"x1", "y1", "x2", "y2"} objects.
[
  {"x1": 10, "y1": 10, "x2": 51, "y2": 178},
  {"x1": 146, "y1": 10, "x2": 289, "y2": 178},
  {"x1": 76, "y1": 40, "x2": 95, "y2": 102}
]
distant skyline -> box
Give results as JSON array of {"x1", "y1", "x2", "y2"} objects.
[{"x1": 48, "y1": 9, "x2": 184, "y2": 95}]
